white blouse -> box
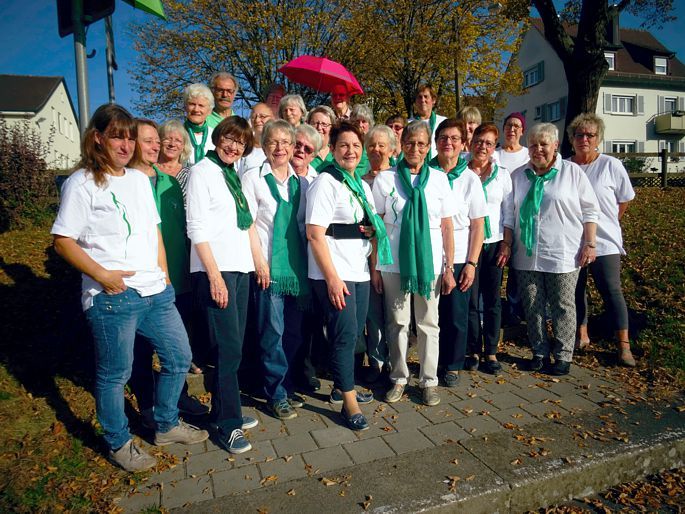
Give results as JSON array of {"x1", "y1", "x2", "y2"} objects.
[
  {"x1": 469, "y1": 161, "x2": 513, "y2": 245},
  {"x1": 505, "y1": 155, "x2": 600, "y2": 273},
  {"x1": 446, "y1": 169, "x2": 488, "y2": 263}
]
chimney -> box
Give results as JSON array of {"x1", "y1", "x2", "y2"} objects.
[{"x1": 607, "y1": 9, "x2": 621, "y2": 47}]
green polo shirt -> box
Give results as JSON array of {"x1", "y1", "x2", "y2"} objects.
[{"x1": 206, "y1": 109, "x2": 234, "y2": 130}]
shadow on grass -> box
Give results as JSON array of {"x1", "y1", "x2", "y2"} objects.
[{"x1": 0, "y1": 248, "x2": 103, "y2": 453}]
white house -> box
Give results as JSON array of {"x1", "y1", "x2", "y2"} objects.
[
  {"x1": 0, "y1": 75, "x2": 81, "y2": 170},
  {"x1": 499, "y1": 18, "x2": 685, "y2": 172}
]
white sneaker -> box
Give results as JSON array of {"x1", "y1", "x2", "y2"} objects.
[
  {"x1": 109, "y1": 439, "x2": 156, "y2": 472},
  {"x1": 154, "y1": 420, "x2": 209, "y2": 446}
]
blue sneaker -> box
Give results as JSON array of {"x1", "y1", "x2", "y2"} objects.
[
  {"x1": 341, "y1": 408, "x2": 369, "y2": 431},
  {"x1": 219, "y1": 429, "x2": 251, "y2": 454},
  {"x1": 329, "y1": 389, "x2": 374, "y2": 405},
  {"x1": 241, "y1": 416, "x2": 259, "y2": 430}
]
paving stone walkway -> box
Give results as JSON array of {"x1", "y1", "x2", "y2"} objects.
[{"x1": 117, "y1": 346, "x2": 634, "y2": 512}]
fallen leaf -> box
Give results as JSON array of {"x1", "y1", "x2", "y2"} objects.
[
  {"x1": 287, "y1": 489, "x2": 296, "y2": 496},
  {"x1": 284, "y1": 455, "x2": 293, "y2": 462},
  {"x1": 510, "y1": 458, "x2": 522, "y2": 465},
  {"x1": 260, "y1": 475, "x2": 278, "y2": 486},
  {"x1": 450, "y1": 458, "x2": 459, "y2": 465},
  {"x1": 320, "y1": 477, "x2": 337, "y2": 486}
]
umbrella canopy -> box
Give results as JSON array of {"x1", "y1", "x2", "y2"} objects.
[
  {"x1": 123, "y1": 0, "x2": 167, "y2": 20},
  {"x1": 277, "y1": 56, "x2": 364, "y2": 96}
]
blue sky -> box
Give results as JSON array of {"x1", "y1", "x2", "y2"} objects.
[{"x1": 1, "y1": 1, "x2": 683, "y2": 120}]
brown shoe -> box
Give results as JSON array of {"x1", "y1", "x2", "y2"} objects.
[{"x1": 617, "y1": 346, "x2": 636, "y2": 367}]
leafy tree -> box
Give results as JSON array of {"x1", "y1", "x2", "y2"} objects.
[{"x1": 528, "y1": 0, "x2": 676, "y2": 154}]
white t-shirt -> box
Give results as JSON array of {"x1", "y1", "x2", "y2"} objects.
[
  {"x1": 185, "y1": 157, "x2": 255, "y2": 273},
  {"x1": 51, "y1": 168, "x2": 166, "y2": 311},
  {"x1": 306, "y1": 171, "x2": 374, "y2": 282},
  {"x1": 494, "y1": 147, "x2": 529, "y2": 173},
  {"x1": 242, "y1": 162, "x2": 308, "y2": 265},
  {"x1": 570, "y1": 154, "x2": 635, "y2": 257},
  {"x1": 237, "y1": 147, "x2": 266, "y2": 179},
  {"x1": 187, "y1": 127, "x2": 215, "y2": 166},
  {"x1": 505, "y1": 155, "x2": 600, "y2": 273},
  {"x1": 372, "y1": 167, "x2": 455, "y2": 275},
  {"x1": 469, "y1": 161, "x2": 513, "y2": 245},
  {"x1": 446, "y1": 169, "x2": 488, "y2": 263}
]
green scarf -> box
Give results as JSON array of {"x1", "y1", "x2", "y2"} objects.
[
  {"x1": 428, "y1": 155, "x2": 468, "y2": 189},
  {"x1": 184, "y1": 119, "x2": 209, "y2": 163},
  {"x1": 263, "y1": 170, "x2": 310, "y2": 300},
  {"x1": 319, "y1": 163, "x2": 393, "y2": 266},
  {"x1": 396, "y1": 158, "x2": 435, "y2": 298},
  {"x1": 520, "y1": 166, "x2": 559, "y2": 256},
  {"x1": 205, "y1": 150, "x2": 253, "y2": 230},
  {"x1": 481, "y1": 163, "x2": 499, "y2": 241}
]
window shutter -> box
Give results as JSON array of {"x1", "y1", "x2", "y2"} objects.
[
  {"x1": 659, "y1": 140, "x2": 666, "y2": 151},
  {"x1": 678, "y1": 97, "x2": 685, "y2": 111},
  {"x1": 541, "y1": 104, "x2": 548, "y2": 122},
  {"x1": 637, "y1": 141, "x2": 645, "y2": 153},
  {"x1": 604, "y1": 140, "x2": 613, "y2": 153},
  {"x1": 538, "y1": 61, "x2": 545, "y2": 82},
  {"x1": 604, "y1": 93, "x2": 612, "y2": 113},
  {"x1": 636, "y1": 95, "x2": 645, "y2": 115},
  {"x1": 560, "y1": 96, "x2": 567, "y2": 118},
  {"x1": 679, "y1": 141, "x2": 685, "y2": 154},
  {"x1": 658, "y1": 95, "x2": 665, "y2": 113}
]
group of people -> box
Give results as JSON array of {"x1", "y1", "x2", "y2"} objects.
[{"x1": 51, "y1": 71, "x2": 636, "y2": 472}]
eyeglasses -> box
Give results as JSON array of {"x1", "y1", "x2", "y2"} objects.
[
  {"x1": 473, "y1": 139, "x2": 496, "y2": 149},
  {"x1": 161, "y1": 136, "x2": 183, "y2": 145},
  {"x1": 220, "y1": 135, "x2": 246, "y2": 149},
  {"x1": 295, "y1": 141, "x2": 315, "y2": 155},
  {"x1": 266, "y1": 139, "x2": 293, "y2": 149},
  {"x1": 403, "y1": 141, "x2": 428, "y2": 150},
  {"x1": 311, "y1": 121, "x2": 332, "y2": 129},
  {"x1": 253, "y1": 114, "x2": 272, "y2": 120},
  {"x1": 388, "y1": 124, "x2": 404, "y2": 131},
  {"x1": 504, "y1": 123, "x2": 523, "y2": 130},
  {"x1": 574, "y1": 132, "x2": 597, "y2": 140},
  {"x1": 213, "y1": 87, "x2": 235, "y2": 95},
  {"x1": 437, "y1": 135, "x2": 462, "y2": 144}
]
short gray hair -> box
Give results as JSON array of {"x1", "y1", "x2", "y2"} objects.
[
  {"x1": 183, "y1": 83, "x2": 215, "y2": 109},
  {"x1": 307, "y1": 105, "x2": 336, "y2": 126},
  {"x1": 261, "y1": 119, "x2": 296, "y2": 148},
  {"x1": 296, "y1": 124, "x2": 323, "y2": 154},
  {"x1": 279, "y1": 94, "x2": 308, "y2": 123},
  {"x1": 351, "y1": 104, "x2": 375, "y2": 127},
  {"x1": 210, "y1": 71, "x2": 238, "y2": 90},
  {"x1": 401, "y1": 120, "x2": 431, "y2": 144},
  {"x1": 527, "y1": 123, "x2": 559, "y2": 145},
  {"x1": 567, "y1": 113, "x2": 605, "y2": 144},
  {"x1": 365, "y1": 124, "x2": 397, "y2": 153},
  {"x1": 457, "y1": 106, "x2": 481, "y2": 125},
  {"x1": 158, "y1": 119, "x2": 192, "y2": 165}
]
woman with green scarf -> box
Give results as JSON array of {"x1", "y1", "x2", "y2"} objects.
[
  {"x1": 463, "y1": 123, "x2": 513, "y2": 376},
  {"x1": 242, "y1": 120, "x2": 311, "y2": 421},
  {"x1": 182, "y1": 83, "x2": 215, "y2": 165},
  {"x1": 433, "y1": 118, "x2": 486, "y2": 389},
  {"x1": 503, "y1": 123, "x2": 599, "y2": 376},
  {"x1": 306, "y1": 122, "x2": 390, "y2": 431},
  {"x1": 186, "y1": 116, "x2": 261, "y2": 454},
  {"x1": 371, "y1": 121, "x2": 456, "y2": 407}
]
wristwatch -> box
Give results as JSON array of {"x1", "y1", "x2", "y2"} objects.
[
  {"x1": 466, "y1": 261, "x2": 478, "y2": 269},
  {"x1": 584, "y1": 241, "x2": 596, "y2": 248},
  {"x1": 444, "y1": 264, "x2": 455, "y2": 273}
]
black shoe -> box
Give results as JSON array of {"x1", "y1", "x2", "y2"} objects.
[
  {"x1": 177, "y1": 393, "x2": 210, "y2": 416},
  {"x1": 549, "y1": 361, "x2": 571, "y2": 376},
  {"x1": 529, "y1": 356, "x2": 545, "y2": 372},
  {"x1": 482, "y1": 360, "x2": 502, "y2": 375},
  {"x1": 305, "y1": 376, "x2": 321, "y2": 392},
  {"x1": 364, "y1": 365, "x2": 382, "y2": 384},
  {"x1": 464, "y1": 356, "x2": 479, "y2": 371}
]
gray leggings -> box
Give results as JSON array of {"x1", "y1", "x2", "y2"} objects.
[{"x1": 575, "y1": 254, "x2": 629, "y2": 331}]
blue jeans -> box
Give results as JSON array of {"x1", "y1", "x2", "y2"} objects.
[
  {"x1": 85, "y1": 285, "x2": 191, "y2": 450},
  {"x1": 312, "y1": 280, "x2": 369, "y2": 392},
  {"x1": 255, "y1": 285, "x2": 304, "y2": 401}
]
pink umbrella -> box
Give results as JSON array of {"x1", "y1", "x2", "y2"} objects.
[{"x1": 277, "y1": 56, "x2": 364, "y2": 96}]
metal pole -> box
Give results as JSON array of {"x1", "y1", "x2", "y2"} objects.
[
  {"x1": 72, "y1": 0, "x2": 90, "y2": 135},
  {"x1": 105, "y1": 16, "x2": 116, "y2": 104},
  {"x1": 453, "y1": 14, "x2": 461, "y2": 113},
  {"x1": 660, "y1": 148, "x2": 668, "y2": 187}
]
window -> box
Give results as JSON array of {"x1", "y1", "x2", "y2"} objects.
[
  {"x1": 605, "y1": 52, "x2": 615, "y2": 70},
  {"x1": 547, "y1": 101, "x2": 561, "y2": 122},
  {"x1": 534, "y1": 105, "x2": 542, "y2": 120},
  {"x1": 664, "y1": 97, "x2": 677, "y2": 113},
  {"x1": 654, "y1": 57, "x2": 667, "y2": 75},
  {"x1": 612, "y1": 141, "x2": 636, "y2": 154},
  {"x1": 523, "y1": 61, "x2": 544, "y2": 88},
  {"x1": 611, "y1": 95, "x2": 635, "y2": 114}
]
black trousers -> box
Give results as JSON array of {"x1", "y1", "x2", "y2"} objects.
[{"x1": 467, "y1": 243, "x2": 503, "y2": 357}]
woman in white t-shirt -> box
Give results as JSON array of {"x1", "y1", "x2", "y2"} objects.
[
  {"x1": 186, "y1": 116, "x2": 259, "y2": 454},
  {"x1": 464, "y1": 123, "x2": 513, "y2": 376},
  {"x1": 372, "y1": 121, "x2": 456, "y2": 407},
  {"x1": 503, "y1": 123, "x2": 600, "y2": 376},
  {"x1": 494, "y1": 113, "x2": 529, "y2": 172},
  {"x1": 566, "y1": 113, "x2": 636, "y2": 367},
  {"x1": 306, "y1": 122, "x2": 392, "y2": 431},
  {"x1": 183, "y1": 83, "x2": 215, "y2": 165},
  {"x1": 51, "y1": 104, "x2": 208, "y2": 472},
  {"x1": 238, "y1": 102, "x2": 273, "y2": 178}
]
